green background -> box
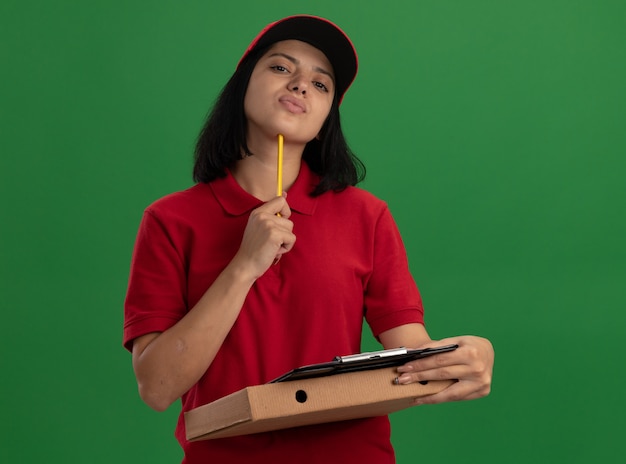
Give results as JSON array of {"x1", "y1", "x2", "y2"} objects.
[{"x1": 2, "y1": 1, "x2": 624, "y2": 462}]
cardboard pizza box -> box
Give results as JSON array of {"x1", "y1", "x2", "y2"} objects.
[{"x1": 185, "y1": 366, "x2": 453, "y2": 441}]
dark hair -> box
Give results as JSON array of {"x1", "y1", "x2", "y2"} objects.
[{"x1": 193, "y1": 45, "x2": 365, "y2": 196}]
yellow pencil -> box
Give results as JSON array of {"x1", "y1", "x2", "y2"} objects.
[
  {"x1": 276, "y1": 134, "x2": 284, "y2": 218},
  {"x1": 277, "y1": 134, "x2": 284, "y2": 197}
]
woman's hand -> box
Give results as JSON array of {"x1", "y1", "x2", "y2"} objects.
[
  {"x1": 395, "y1": 335, "x2": 494, "y2": 405},
  {"x1": 231, "y1": 195, "x2": 296, "y2": 280}
]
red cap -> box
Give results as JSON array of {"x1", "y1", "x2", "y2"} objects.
[{"x1": 238, "y1": 15, "x2": 358, "y2": 104}]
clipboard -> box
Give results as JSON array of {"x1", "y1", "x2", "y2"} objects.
[{"x1": 270, "y1": 344, "x2": 458, "y2": 383}]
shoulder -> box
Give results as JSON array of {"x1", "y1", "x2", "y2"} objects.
[
  {"x1": 143, "y1": 183, "x2": 215, "y2": 223},
  {"x1": 323, "y1": 185, "x2": 389, "y2": 216},
  {"x1": 340, "y1": 185, "x2": 385, "y2": 204},
  {"x1": 309, "y1": 186, "x2": 396, "y2": 236}
]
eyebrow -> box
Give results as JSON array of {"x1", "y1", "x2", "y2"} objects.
[{"x1": 267, "y1": 52, "x2": 335, "y2": 82}]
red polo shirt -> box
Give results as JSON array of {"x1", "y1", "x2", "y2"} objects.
[{"x1": 124, "y1": 162, "x2": 424, "y2": 463}]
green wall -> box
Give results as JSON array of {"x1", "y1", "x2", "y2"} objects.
[{"x1": 2, "y1": 1, "x2": 624, "y2": 462}]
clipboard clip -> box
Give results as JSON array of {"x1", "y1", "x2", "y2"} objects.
[{"x1": 335, "y1": 347, "x2": 408, "y2": 363}]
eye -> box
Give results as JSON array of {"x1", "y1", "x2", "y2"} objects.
[
  {"x1": 270, "y1": 65, "x2": 289, "y2": 73},
  {"x1": 314, "y1": 81, "x2": 329, "y2": 93}
]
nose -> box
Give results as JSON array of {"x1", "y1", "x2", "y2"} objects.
[{"x1": 288, "y1": 74, "x2": 307, "y2": 95}]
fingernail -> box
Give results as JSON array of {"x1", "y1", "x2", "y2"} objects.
[
  {"x1": 398, "y1": 374, "x2": 412, "y2": 384},
  {"x1": 397, "y1": 365, "x2": 413, "y2": 373}
]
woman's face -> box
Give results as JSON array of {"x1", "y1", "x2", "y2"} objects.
[{"x1": 244, "y1": 40, "x2": 335, "y2": 147}]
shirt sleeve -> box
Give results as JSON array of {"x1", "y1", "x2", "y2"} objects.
[
  {"x1": 364, "y1": 206, "x2": 424, "y2": 337},
  {"x1": 123, "y1": 208, "x2": 188, "y2": 351}
]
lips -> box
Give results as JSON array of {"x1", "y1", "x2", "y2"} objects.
[{"x1": 279, "y1": 95, "x2": 306, "y2": 114}]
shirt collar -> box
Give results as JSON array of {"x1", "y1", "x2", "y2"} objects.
[{"x1": 209, "y1": 161, "x2": 319, "y2": 216}]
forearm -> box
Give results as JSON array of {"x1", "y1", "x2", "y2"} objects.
[
  {"x1": 132, "y1": 260, "x2": 256, "y2": 411},
  {"x1": 379, "y1": 323, "x2": 432, "y2": 350}
]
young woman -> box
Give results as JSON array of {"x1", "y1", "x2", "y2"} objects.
[{"x1": 124, "y1": 15, "x2": 494, "y2": 464}]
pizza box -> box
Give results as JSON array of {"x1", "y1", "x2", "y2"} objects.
[{"x1": 185, "y1": 366, "x2": 453, "y2": 441}]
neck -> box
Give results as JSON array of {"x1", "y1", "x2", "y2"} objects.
[{"x1": 232, "y1": 136, "x2": 304, "y2": 201}]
